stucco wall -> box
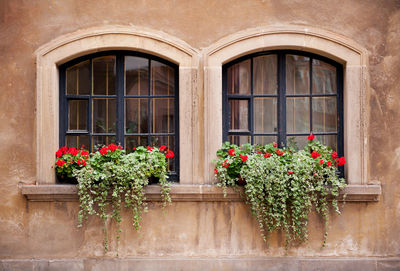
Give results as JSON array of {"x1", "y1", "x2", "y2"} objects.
[{"x1": 0, "y1": 0, "x2": 399, "y2": 266}]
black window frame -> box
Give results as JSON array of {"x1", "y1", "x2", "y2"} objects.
[
  {"x1": 222, "y1": 50, "x2": 344, "y2": 159},
  {"x1": 59, "y1": 50, "x2": 180, "y2": 182}
]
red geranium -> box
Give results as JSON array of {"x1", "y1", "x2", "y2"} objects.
[
  {"x1": 331, "y1": 151, "x2": 338, "y2": 160},
  {"x1": 320, "y1": 159, "x2": 324, "y2": 165},
  {"x1": 240, "y1": 154, "x2": 248, "y2": 162},
  {"x1": 307, "y1": 134, "x2": 315, "y2": 141},
  {"x1": 288, "y1": 171, "x2": 294, "y2": 174},
  {"x1": 56, "y1": 159, "x2": 65, "y2": 167},
  {"x1": 264, "y1": 152, "x2": 271, "y2": 158},
  {"x1": 147, "y1": 146, "x2": 153, "y2": 151},
  {"x1": 276, "y1": 149, "x2": 284, "y2": 156},
  {"x1": 336, "y1": 157, "x2": 346, "y2": 166},
  {"x1": 56, "y1": 150, "x2": 63, "y2": 158},
  {"x1": 214, "y1": 168, "x2": 218, "y2": 174},
  {"x1": 273, "y1": 142, "x2": 278, "y2": 147},
  {"x1": 327, "y1": 161, "x2": 332, "y2": 167},
  {"x1": 165, "y1": 150, "x2": 175, "y2": 159},
  {"x1": 160, "y1": 145, "x2": 167, "y2": 151},
  {"x1": 311, "y1": 151, "x2": 320, "y2": 159},
  {"x1": 108, "y1": 143, "x2": 118, "y2": 151},
  {"x1": 68, "y1": 147, "x2": 79, "y2": 156},
  {"x1": 228, "y1": 148, "x2": 235, "y2": 156},
  {"x1": 100, "y1": 147, "x2": 108, "y2": 155}
]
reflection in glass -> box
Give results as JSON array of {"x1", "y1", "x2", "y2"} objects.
[
  {"x1": 125, "y1": 98, "x2": 148, "y2": 133},
  {"x1": 227, "y1": 59, "x2": 251, "y2": 94},
  {"x1": 287, "y1": 97, "x2": 310, "y2": 133},
  {"x1": 286, "y1": 55, "x2": 310, "y2": 94},
  {"x1": 151, "y1": 60, "x2": 175, "y2": 96},
  {"x1": 125, "y1": 56, "x2": 149, "y2": 96},
  {"x1": 229, "y1": 100, "x2": 249, "y2": 131},
  {"x1": 228, "y1": 135, "x2": 250, "y2": 145},
  {"x1": 68, "y1": 100, "x2": 88, "y2": 131},
  {"x1": 253, "y1": 55, "x2": 278, "y2": 94},
  {"x1": 93, "y1": 56, "x2": 116, "y2": 95},
  {"x1": 66, "y1": 135, "x2": 90, "y2": 149},
  {"x1": 125, "y1": 136, "x2": 148, "y2": 152},
  {"x1": 315, "y1": 135, "x2": 337, "y2": 151},
  {"x1": 93, "y1": 98, "x2": 116, "y2": 133},
  {"x1": 312, "y1": 97, "x2": 337, "y2": 132},
  {"x1": 151, "y1": 98, "x2": 174, "y2": 133},
  {"x1": 254, "y1": 98, "x2": 277, "y2": 133},
  {"x1": 287, "y1": 136, "x2": 308, "y2": 150},
  {"x1": 254, "y1": 136, "x2": 276, "y2": 146},
  {"x1": 312, "y1": 59, "x2": 337, "y2": 94},
  {"x1": 66, "y1": 60, "x2": 90, "y2": 95}
]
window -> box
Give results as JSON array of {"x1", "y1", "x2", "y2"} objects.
[
  {"x1": 222, "y1": 50, "x2": 343, "y2": 156},
  {"x1": 59, "y1": 51, "x2": 179, "y2": 180}
]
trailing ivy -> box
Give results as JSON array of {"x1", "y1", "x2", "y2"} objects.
[{"x1": 213, "y1": 136, "x2": 346, "y2": 248}]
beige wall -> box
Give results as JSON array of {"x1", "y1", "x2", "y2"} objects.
[{"x1": 0, "y1": 0, "x2": 400, "y2": 262}]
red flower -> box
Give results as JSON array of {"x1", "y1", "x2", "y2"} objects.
[
  {"x1": 61, "y1": 146, "x2": 68, "y2": 154},
  {"x1": 331, "y1": 151, "x2": 338, "y2": 160},
  {"x1": 56, "y1": 159, "x2": 65, "y2": 167},
  {"x1": 118, "y1": 145, "x2": 123, "y2": 150},
  {"x1": 81, "y1": 150, "x2": 89, "y2": 156},
  {"x1": 224, "y1": 159, "x2": 228, "y2": 163},
  {"x1": 56, "y1": 150, "x2": 63, "y2": 158},
  {"x1": 165, "y1": 150, "x2": 175, "y2": 159},
  {"x1": 82, "y1": 160, "x2": 87, "y2": 166},
  {"x1": 273, "y1": 142, "x2": 278, "y2": 147},
  {"x1": 132, "y1": 147, "x2": 136, "y2": 151},
  {"x1": 100, "y1": 147, "x2": 108, "y2": 155},
  {"x1": 223, "y1": 163, "x2": 229, "y2": 168},
  {"x1": 160, "y1": 145, "x2": 167, "y2": 151},
  {"x1": 320, "y1": 159, "x2": 324, "y2": 165},
  {"x1": 81, "y1": 145, "x2": 85, "y2": 148},
  {"x1": 240, "y1": 154, "x2": 248, "y2": 162},
  {"x1": 257, "y1": 151, "x2": 262, "y2": 154},
  {"x1": 147, "y1": 146, "x2": 153, "y2": 151},
  {"x1": 311, "y1": 151, "x2": 320, "y2": 159},
  {"x1": 327, "y1": 161, "x2": 332, "y2": 167},
  {"x1": 264, "y1": 152, "x2": 271, "y2": 158},
  {"x1": 307, "y1": 134, "x2": 315, "y2": 141},
  {"x1": 214, "y1": 168, "x2": 218, "y2": 174},
  {"x1": 228, "y1": 148, "x2": 235, "y2": 156},
  {"x1": 337, "y1": 156, "x2": 346, "y2": 166},
  {"x1": 276, "y1": 149, "x2": 284, "y2": 156},
  {"x1": 288, "y1": 171, "x2": 294, "y2": 174},
  {"x1": 108, "y1": 143, "x2": 118, "y2": 151},
  {"x1": 77, "y1": 159, "x2": 82, "y2": 165},
  {"x1": 68, "y1": 147, "x2": 78, "y2": 156}
]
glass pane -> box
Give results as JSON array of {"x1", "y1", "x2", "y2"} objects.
[
  {"x1": 151, "y1": 60, "x2": 175, "y2": 96},
  {"x1": 254, "y1": 97, "x2": 277, "y2": 133},
  {"x1": 312, "y1": 97, "x2": 337, "y2": 132},
  {"x1": 312, "y1": 59, "x2": 337, "y2": 94},
  {"x1": 227, "y1": 59, "x2": 251, "y2": 94},
  {"x1": 125, "y1": 98, "x2": 148, "y2": 133},
  {"x1": 93, "y1": 98, "x2": 116, "y2": 133},
  {"x1": 92, "y1": 136, "x2": 116, "y2": 151},
  {"x1": 66, "y1": 60, "x2": 90, "y2": 95},
  {"x1": 286, "y1": 55, "x2": 310, "y2": 94},
  {"x1": 254, "y1": 136, "x2": 277, "y2": 146},
  {"x1": 286, "y1": 97, "x2": 310, "y2": 133},
  {"x1": 253, "y1": 55, "x2": 277, "y2": 94},
  {"x1": 228, "y1": 135, "x2": 250, "y2": 145},
  {"x1": 286, "y1": 136, "x2": 308, "y2": 150},
  {"x1": 125, "y1": 56, "x2": 149, "y2": 96},
  {"x1": 68, "y1": 100, "x2": 88, "y2": 131},
  {"x1": 93, "y1": 56, "x2": 116, "y2": 95},
  {"x1": 125, "y1": 136, "x2": 149, "y2": 152},
  {"x1": 151, "y1": 98, "x2": 174, "y2": 133},
  {"x1": 65, "y1": 135, "x2": 90, "y2": 149},
  {"x1": 229, "y1": 99, "x2": 249, "y2": 131},
  {"x1": 316, "y1": 135, "x2": 337, "y2": 151},
  {"x1": 151, "y1": 136, "x2": 175, "y2": 171}
]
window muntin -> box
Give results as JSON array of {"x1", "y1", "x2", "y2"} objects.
[
  {"x1": 223, "y1": 51, "x2": 343, "y2": 154},
  {"x1": 60, "y1": 51, "x2": 179, "y2": 180}
]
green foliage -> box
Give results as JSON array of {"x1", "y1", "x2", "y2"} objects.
[
  {"x1": 73, "y1": 145, "x2": 171, "y2": 252},
  {"x1": 213, "y1": 139, "x2": 346, "y2": 248}
]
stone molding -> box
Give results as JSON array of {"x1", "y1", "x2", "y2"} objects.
[{"x1": 21, "y1": 184, "x2": 381, "y2": 202}]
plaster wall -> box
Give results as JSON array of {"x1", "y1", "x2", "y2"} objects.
[{"x1": 0, "y1": 0, "x2": 399, "y2": 265}]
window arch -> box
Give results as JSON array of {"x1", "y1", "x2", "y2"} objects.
[
  {"x1": 59, "y1": 51, "x2": 179, "y2": 180},
  {"x1": 222, "y1": 50, "x2": 343, "y2": 156}
]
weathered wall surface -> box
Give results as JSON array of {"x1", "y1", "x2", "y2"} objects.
[{"x1": 0, "y1": 0, "x2": 399, "y2": 266}]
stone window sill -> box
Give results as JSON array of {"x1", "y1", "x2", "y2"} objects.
[{"x1": 21, "y1": 184, "x2": 381, "y2": 202}]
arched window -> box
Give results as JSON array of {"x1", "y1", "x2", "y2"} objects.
[
  {"x1": 59, "y1": 51, "x2": 179, "y2": 180},
  {"x1": 222, "y1": 50, "x2": 343, "y2": 156}
]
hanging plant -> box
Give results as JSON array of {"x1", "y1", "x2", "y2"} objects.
[{"x1": 213, "y1": 135, "x2": 346, "y2": 248}]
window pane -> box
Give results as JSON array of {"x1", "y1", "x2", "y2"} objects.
[
  {"x1": 68, "y1": 100, "x2": 88, "y2": 131},
  {"x1": 287, "y1": 97, "x2": 310, "y2": 133},
  {"x1": 312, "y1": 97, "x2": 337, "y2": 132},
  {"x1": 93, "y1": 56, "x2": 116, "y2": 95},
  {"x1": 254, "y1": 136, "x2": 277, "y2": 146},
  {"x1": 151, "y1": 98, "x2": 174, "y2": 133},
  {"x1": 253, "y1": 55, "x2": 277, "y2": 94},
  {"x1": 254, "y1": 97, "x2": 277, "y2": 133},
  {"x1": 125, "y1": 56, "x2": 149, "y2": 96},
  {"x1": 151, "y1": 60, "x2": 175, "y2": 96},
  {"x1": 227, "y1": 59, "x2": 251, "y2": 95},
  {"x1": 228, "y1": 135, "x2": 250, "y2": 145},
  {"x1": 312, "y1": 59, "x2": 337, "y2": 94},
  {"x1": 287, "y1": 136, "x2": 308, "y2": 150},
  {"x1": 315, "y1": 135, "x2": 337, "y2": 151},
  {"x1": 65, "y1": 135, "x2": 90, "y2": 149},
  {"x1": 125, "y1": 98, "x2": 148, "y2": 133},
  {"x1": 66, "y1": 60, "x2": 90, "y2": 95},
  {"x1": 125, "y1": 136, "x2": 149, "y2": 152},
  {"x1": 93, "y1": 98, "x2": 116, "y2": 133},
  {"x1": 92, "y1": 136, "x2": 116, "y2": 151},
  {"x1": 286, "y1": 55, "x2": 310, "y2": 94},
  {"x1": 229, "y1": 99, "x2": 249, "y2": 131},
  {"x1": 151, "y1": 136, "x2": 175, "y2": 171}
]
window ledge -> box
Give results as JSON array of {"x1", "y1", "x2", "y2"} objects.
[{"x1": 21, "y1": 184, "x2": 381, "y2": 202}]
